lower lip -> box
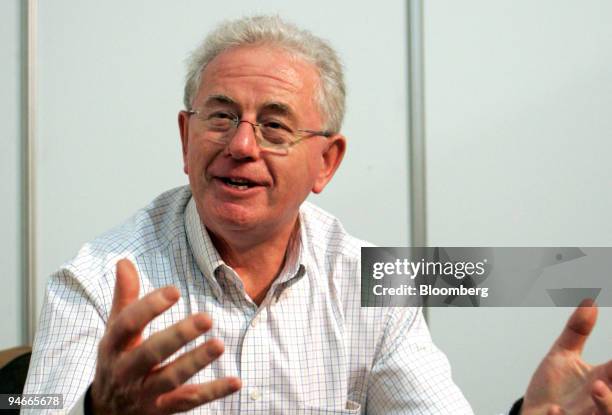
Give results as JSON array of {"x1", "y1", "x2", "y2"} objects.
[{"x1": 213, "y1": 178, "x2": 265, "y2": 196}]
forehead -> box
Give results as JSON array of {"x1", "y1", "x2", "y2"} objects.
[{"x1": 195, "y1": 45, "x2": 321, "y2": 113}]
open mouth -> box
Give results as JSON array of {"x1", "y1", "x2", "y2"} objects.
[{"x1": 219, "y1": 177, "x2": 258, "y2": 190}]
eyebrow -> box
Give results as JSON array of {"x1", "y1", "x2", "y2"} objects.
[
  {"x1": 203, "y1": 94, "x2": 237, "y2": 107},
  {"x1": 260, "y1": 101, "x2": 297, "y2": 123}
]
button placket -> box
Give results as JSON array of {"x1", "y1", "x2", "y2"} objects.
[
  {"x1": 250, "y1": 308, "x2": 267, "y2": 327},
  {"x1": 240, "y1": 304, "x2": 273, "y2": 409}
]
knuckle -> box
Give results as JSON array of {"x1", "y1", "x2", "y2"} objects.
[
  {"x1": 174, "y1": 356, "x2": 197, "y2": 382},
  {"x1": 148, "y1": 289, "x2": 172, "y2": 308},
  {"x1": 190, "y1": 350, "x2": 206, "y2": 369},
  {"x1": 112, "y1": 359, "x2": 131, "y2": 382},
  {"x1": 162, "y1": 372, "x2": 183, "y2": 391},
  {"x1": 184, "y1": 391, "x2": 203, "y2": 406},
  {"x1": 175, "y1": 322, "x2": 193, "y2": 345},
  {"x1": 141, "y1": 344, "x2": 165, "y2": 367},
  {"x1": 116, "y1": 313, "x2": 141, "y2": 335},
  {"x1": 98, "y1": 335, "x2": 111, "y2": 356},
  {"x1": 194, "y1": 388, "x2": 213, "y2": 404}
]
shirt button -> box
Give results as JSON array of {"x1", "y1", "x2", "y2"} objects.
[
  {"x1": 249, "y1": 388, "x2": 261, "y2": 401},
  {"x1": 251, "y1": 311, "x2": 266, "y2": 327}
]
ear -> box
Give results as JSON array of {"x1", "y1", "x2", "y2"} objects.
[
  {"x1": 312, "y1": 134, "x2": 347, "y2": 194},
  {"x1": 178, "y1": 111, "x2": 190, "y2": 175}
]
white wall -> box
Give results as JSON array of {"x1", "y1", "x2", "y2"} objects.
[
  {"x1": 35, "y1": 1, "x2": 410, "y2": 322},
  {"x1": 0, "y1": 0, "x2": 25, "y2": 349},
  {"x1": 11, "y1": 2, "x2": 609, "y2": 411},
  {"x1": 424, "y1": 1, "x2": 612, "y2": 413}
]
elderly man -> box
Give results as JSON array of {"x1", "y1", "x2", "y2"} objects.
[{"x1": 24, "y1": 15, "x2": 611, "y2": 415}]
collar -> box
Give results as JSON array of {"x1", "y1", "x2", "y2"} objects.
[{"x1": 184, "y1": 197, "x2": 306, "y2": 303}]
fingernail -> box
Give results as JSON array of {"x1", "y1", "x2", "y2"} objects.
[
  {"x1": 206, "y1": 340, "x2": 224, "y2": 358},
  {"x1": 163, "y1": 286, "x2": 180, "y2": 301},
  {"x1": 579, "y1": 298, "x2": 595, "y2": 307},
  {"x1": 592, "y1": 380, "x2": 606, "y2": 398},
  {"x1": 194, "y1": 313, "x2": 211, "y2": 330}
]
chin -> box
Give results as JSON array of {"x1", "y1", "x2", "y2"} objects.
[{"x1": 209, "y1": 201, "x2": 263, "y2": 231}]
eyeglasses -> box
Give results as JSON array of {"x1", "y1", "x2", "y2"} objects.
[{"x1": 186, "y1": 109, "x2": 332, "y2": 155}]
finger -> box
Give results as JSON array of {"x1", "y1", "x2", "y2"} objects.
[
  {"x1": 155, "y1": 377, "x2": 241, "y2": 414},
  {"x1": 118, "y1": 312, "x2": 213, "y2": 381},
  {"x1": 146, "y1": 338, "x2": 225, "y2": 396},
  {"x1": 108, "y1": 259, "x2": 140, "y2": 323},
  {"x1": 106, "y1": 285, "x2": 180, "y2": 351},
  {"x1": 552, "y1": 298, "x2": 598, "y2": 354},
  {"x1": 592, "y1": 380, "x2": 612, "y2": 414}
]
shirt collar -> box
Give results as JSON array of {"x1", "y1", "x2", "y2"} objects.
[{"x1": 184, "y1": 197, "x2": 306, "y2": 302}]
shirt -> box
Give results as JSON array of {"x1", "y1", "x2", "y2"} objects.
[{"x1": 23, "y1": 185, "x2": 473, "y2": 414}]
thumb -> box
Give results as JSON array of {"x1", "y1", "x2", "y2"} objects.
[
  {"x1": 592, "y1": 380, "x2": 612, "y2": 414},
  {"x1": 109, "y1": 259, "x2": 140, "y2": 322},
  {"x1": 552, "y1": 298, "x2": 598, "y2": 354}
]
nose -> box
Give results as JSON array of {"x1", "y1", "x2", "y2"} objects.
[{"x1": 225, "y1": 120, "x2": 261, "y2": 160}]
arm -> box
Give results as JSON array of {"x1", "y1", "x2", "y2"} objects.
[
  {"x1": 22, "y1": 268, "x2": 105, "y2": 414},
  {"x1": 24, "y1": 259, "x2": 241, "y2": 415},
  {"x1": 366, "y1": 307, "x2": 474, "y2": 414}
]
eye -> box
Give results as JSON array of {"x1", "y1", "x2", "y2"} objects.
[
  {"x1": 262, "y1": 120, "x2": 290, "y2": 131},
  {"x1": 207, "y1": 111, "x2": 236, "y2": 121},
  {"x1": 203, "y1": 110, "x2": 237, "y2": 132}
]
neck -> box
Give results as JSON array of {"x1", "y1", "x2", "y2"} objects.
[{"x1": 207, "y1": 216, "x2": 300, "y2": 305}]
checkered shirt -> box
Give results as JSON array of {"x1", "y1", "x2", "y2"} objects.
[{"x1": 23, "y1": 186, "x2": 473, "y2": 414}]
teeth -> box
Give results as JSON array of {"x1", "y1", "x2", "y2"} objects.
[
  {"x1": 228, "y1": 183, "x2": 249, "y2": 190},
  {"x1": 223, "y1": 177, "x2": 253, "y2": 189}
]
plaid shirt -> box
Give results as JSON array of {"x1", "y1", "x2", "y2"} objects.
[{"x1": 24, "y1": 186, "x2": 472, "y2": 414}]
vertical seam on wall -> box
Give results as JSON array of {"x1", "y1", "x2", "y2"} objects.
[
  {"x1": 408, "y1": 0, "x2": 427, "y2": 248},
  {"x1": 25, "y1": 0, "x2": 37, "y2": 346},
  {"x1": 407, "y1": 0, "x2": 428, "y2": 319}
]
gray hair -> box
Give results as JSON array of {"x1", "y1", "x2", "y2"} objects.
[{"x1": 183, "y1": 15, "x2": 346, "y2": 133}]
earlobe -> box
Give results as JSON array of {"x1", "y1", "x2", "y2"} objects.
[{"x1": 312, "y1": 135, "x2": 347, "y2": 194}]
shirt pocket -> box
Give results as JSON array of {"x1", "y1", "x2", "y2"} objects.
[{"x1": 299, "y1": 400, "x2": 361, "y2": 414}]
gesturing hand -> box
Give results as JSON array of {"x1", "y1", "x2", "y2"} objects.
[
  {"x1": 90, "y1": 259, "x2": 241, "y2": 414},
  {"x1": 522, "y1": 299, "x2": 612, "y2": 415}
]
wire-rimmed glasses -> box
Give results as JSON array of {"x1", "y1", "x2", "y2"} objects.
[{"x1": 187, "y1": 109, "x2": 332, "y2": 155}]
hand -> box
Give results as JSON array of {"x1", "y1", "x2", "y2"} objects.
[
  {"x1": 522, "y1": 299, "x2": 612, "y2": 415},
  {"x1": 90, "y1": 259, "x2": 241, "y2": 414}
]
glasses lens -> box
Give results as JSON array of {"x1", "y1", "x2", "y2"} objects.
[
  {"x1": 192, "y1": 111, "x2": 295, "y2": 154},
  {"x1": 196, "y1": 111, "x2": 234, "y2": 145},
  {"x1": 204, "y1": 112, "x2": 235, "y2": 132}
]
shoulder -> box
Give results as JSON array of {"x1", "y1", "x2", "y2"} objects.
[
  {"x1": 58, "y1": 186, "x2": 192, "y2": 297},
  {"x1": 299, "y1": 200, "x2": 373, "y2": 306},
  {"x1": 299, "y1": 200, "x2": 375, "y2": 262},
  {"x1": 299, "y1": 202, "x2": 419, "y2": 356}
]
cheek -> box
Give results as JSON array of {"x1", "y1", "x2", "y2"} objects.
[
  {"x1": 274, "y1": 150, "x2": 322, "y2": 194},
  {"x1": 301, "y1": 146, "x2": 324, "y2": 179},
  {"x1": 187, "y1": 141, "x2": 218, "y2": 178}
]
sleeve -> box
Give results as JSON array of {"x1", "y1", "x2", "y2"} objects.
[
  {"x1": 22, "y1": 267, "x2": 107, "y2": 414},
  {"x1": 365, "y1": 308, "x2": 474, "y2": 415},
  {"x1": 509, "y1": 398, "x2": 524, "y2": 415}
]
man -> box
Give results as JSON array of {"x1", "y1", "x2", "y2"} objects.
[{"x1": 24, "y1": 15, "x2": 611, "y2": 414}]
